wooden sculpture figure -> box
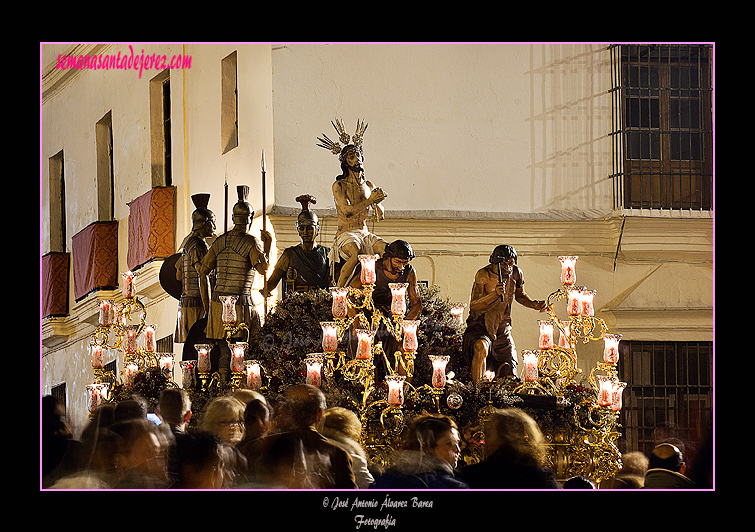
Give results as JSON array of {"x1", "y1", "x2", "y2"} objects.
[
  {"x1": 264, "y1": 194, "x2": 330, "y2": 297},
  {"x1": 318, "y1": 119, "x2": 388, "y2": 286}
]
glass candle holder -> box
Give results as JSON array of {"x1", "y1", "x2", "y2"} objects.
[
  {"x1": 567, "y1": 287, "x2": 583, "y2": 316},
  {"x1": 389, "y1": 283, "x2": 408, "y2": 317},
  {"x1": 195, "y1": 344, "x2": 212, "y2": 373},
  {"x1": 581, "y1": 289, "x2": 596, "y2": 316},
  {"x1": 522, "y1": 350, "x2": 539, "y2": 382},
  {"x1": 559, "y1": 256, "x2": 578, "y2": 286},
  {"x1": 143, "y1": 324, "x2": 157, "y2": 352},
  {"x1": 180, "y1": 361, "x2": 195, "y2": 389},
  {"x1": 597, "y1": 375, "x2": 615, "y2": 407},
  {"x1": 87, "y1": 383, "x2": 109, "y2": 412},
  {"x1": 125, "y1": 362, "x2": 139, "y2": 386},
  {"x1": 450, "y1": 303, "x2": 466, "y2": 325},
  {"x1": 98, "y1": 299, "x2": 114, "y2": 327},
  {"x1": 603, "y1": 334, "x2": 622, "y2": 364},
  {"x1": 230, "y1": 342, "x2": 247, "y2": 373},
  {"x1": 159, "y1": 353, "x2": 174, "y2": 378},
  {"x1": 401, "y1": 320, "x2": 420, "y2": 352},
  {"x1": 220, "y1": 295, "x2": 239, "y2": 324},
  {"x1": 91, "y1": 343, "x2": 104, "y2": 369},
  {"x1": 609, "y1": 381, "x2": 627, "y2": 411},
  {"x1": 122, "y1": 271, "x2": 136, "y2": 299},
  {"x1": 358, "y1": 254, "x2": 378, "y2": 284},
  {"x1": 124, "y1": 325, "x2": 140, "y2": 354},
  {"x1": 386, "y1": 374, "x2": 406, "y2": 406},
  {"x1": 245, "y1": 360, "x2": 262, "y2": 390},
  {"x1": 305, "y1": 353, "x2": 324, "y2": 387},
  {"x1": 355, "y1": 329, "x2": 375, "y2": 360},
  {"x1": 320, "y1": 322, "x2": 339, "y2": 353},
  {"x1": 429, "y1": 355, "x2": 450, "y2": 388},
  {"x1": 330, "y1": 287, "x2": 349, "y2": 318},
  {"x1": 538, "y1": 320, "x2": 554, "y2": 350}
]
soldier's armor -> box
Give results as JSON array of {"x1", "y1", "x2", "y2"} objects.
[
  {"x1": 210, "y1": 229, "x2": 261, "y2": 304},
  {"x1": 180, "y1": 235, "x2": 208, "y2": 303}
]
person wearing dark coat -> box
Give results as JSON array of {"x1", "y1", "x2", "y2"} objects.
[
  {"x1": 643, "y1": 443, "x2": 696, "y2": 489},
  {"x1": 370, "y1": 414, "x2": 469, "y2": 489},
  {"x1": 460, "y1": 407, "x2": 559, "y2": 490},
  {"x1": 246, "y1": 385, "x2": 358, "y2": 489}
]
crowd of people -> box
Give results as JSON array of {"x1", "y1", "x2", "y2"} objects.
[{"x1": 41, "y1": 387, "x2": 712, "y2": 490}]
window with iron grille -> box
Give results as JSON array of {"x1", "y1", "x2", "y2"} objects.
[
  {"x1": 609, "y1": 44, "x2": 713, "y2": 210},
  {"x1": 618, "y1": 340, "x2": 713, "y2": 464}
]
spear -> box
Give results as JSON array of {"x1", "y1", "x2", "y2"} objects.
[{"x1": 261, "y1": 150, "x2": 268, "y2": 318}]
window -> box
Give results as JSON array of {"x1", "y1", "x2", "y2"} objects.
[
  {"x1": 618, "y1": 340, "x2": 713, "y2": 461},
  {"x1": 96, "y1": 111, "x2": 115, "y2": 221},
  {"x1": 51, "y1": 382, "x2": 66, "y2": 406},
  {"x1": 49, "y1": 151, "x2": 66, "y2": 253},
  {"x1": 150, "y1": 70, "x2": 172, "y2": 187},
  {"x1": 221, "y1": 51, "x2": 238, "y2": 154},
  {"x1": 610, "y1": 44, "x2": 713, "y2": 210}
]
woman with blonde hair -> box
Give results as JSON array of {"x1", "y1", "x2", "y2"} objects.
[
  {"x1": 199, "y1": 396, "x2": 248, "y2": 486},
  {"x1": 319, "y1": 407, "x2": 374, "y2": 488},
  {"x1": 460, "y1": 407, "x2": 559, "y2": 489}
]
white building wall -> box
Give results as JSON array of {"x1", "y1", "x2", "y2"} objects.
[{"x1": 41, "y1": 43, "x2": 713, "y2": 438}]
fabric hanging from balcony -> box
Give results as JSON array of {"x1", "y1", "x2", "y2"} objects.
[
  {"x1": 127, "y1": 186, "x2": 175, "y2": 271},
  {"x1": 42, "y1": 252, "x2": 70, "y2": 318},
  {"x1": 71, "y1": 221, "x2": 119, "y2": 301}
]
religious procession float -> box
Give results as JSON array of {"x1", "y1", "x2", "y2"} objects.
[{"x1": 84, "y1": 120, "x2": 627, "y2": 485}]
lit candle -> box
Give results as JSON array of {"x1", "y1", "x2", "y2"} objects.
[
  {"x1": 305, "y1": 354, "x2": 324, "y2": 387},
  {"x1": 429, "y1": 355, "x2": 450, "y2": 388},
  {"x1": 559, "y1": 256, "x2": 578, "y2": 286},
  {"x1": 567, "y1": 287, "x2": 583, "y2": 316},
  {"x1": 603, "y1": 334, "x2": 622, "y2": 364},
  {"x1": 538, "y1": 320, "x2": 554, "y2": 350},
  {"x1": 597, "y1": 375, "x2": 615, "y2": 407},
  {"x1": 246, "y1": 360, "x2": 262, "y2": 390},
  {"x1": 355, "y1": 329, "x2": 375, "y2": 360},
  {"x1": 125, "y1": 362, "x2": 139, "y2": 386},
  {"x1": 220, "y1": 295, "x2": 239, "y2": 324},
  {"x1": 386, "y1": 374, "x2": 406, "y2": 406},
  {"x1": 609, "y1": 381, "x2": 627, "y2": 411},
  {"x1": 159, "y1": 353, "x2": 174, "y2": 378},
  {"x1": 401, "y1": 320, "x2": 420, "y2": 352},
  {"x1": 91, "y1": 343, "x2": 103, "y2": 369},
  {"x1": 389, "y1": 283, "x2": 408, "y2": 317},
  {"x1": 358, "y1": 254, "x2": 378, "y2": 284},
  {"x1": 124, "y1": 325, "x2": 140, "y2": 354},
  {"x1": 180, "y1": 361, "x2": 195, "y2": 389},
  {"x1": 522, "y1": 350, "x2": 539, "y2": 382},
  {"x1": 330, "y1": 287, "x2": 349, "y2": 318},
  {"x1": 143, "y1": 324, "x2": 157, "y2": 352},
  {"x1": 320, "y1": 322, "x2": 339, "y2": 353},
  {"x1": 98, "y1": 300, "x2": 113, "y2": 327},
  {"x1": 122, "y1": 271, "x2": 136, "y2": 299},
  {"x1": 195, "y1": 344, "x2": 212, "y2": 373},
  {"x1": 581, "y1": 289, "x2": 596, "y2": 316},
  {"x1": 450, "y1": 303, "x2": 466, "y2": 325},
  {"x1": 230, "y1": 343, "x2": 247, "y2": 373},
  {"x1": 87, "y1": 383, "x2": 109, "y2": 412}
]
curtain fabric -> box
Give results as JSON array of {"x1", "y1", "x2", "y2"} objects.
[
  {"x1": 71, "y1": 221, "x2": 118, "y2": 301},
  {"x1": 127, "y1": 186, "x2": 175, "y2": 271}
]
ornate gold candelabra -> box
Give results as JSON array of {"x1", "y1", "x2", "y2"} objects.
[{"x1": 86, "y1": 271, "x2": 180, "y2": 414}]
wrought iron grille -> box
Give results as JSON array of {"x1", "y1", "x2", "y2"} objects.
[
  {"x1": 609, "y1": 44, "x2": 713, "y2": 211},
  {"x1": 618, "y1": 340, "x2": 713, "y2": 461}
]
